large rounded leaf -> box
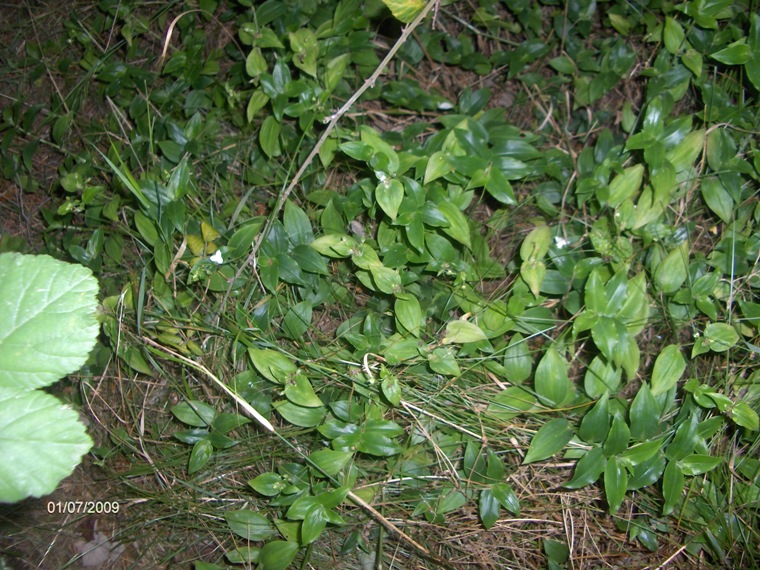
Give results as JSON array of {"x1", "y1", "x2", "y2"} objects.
[
  {"x1": 0, "y1": 387, "x2": 93, "y2": 502},
  {"x1": 0, "y1": 253, "x2": 99, "y2": 390}
]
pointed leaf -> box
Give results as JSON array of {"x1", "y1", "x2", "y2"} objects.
[
  {"x1": 604, "y1": 456, "x2": 628, "y2": 514},
  {"x1": 248, "y1": 348, "x2": 297, "y2": 384},
  {"x1": 534, "y1": 346, "x2": 572, "y2": 408},
  {"x1": 225, "y1": 509, "x2": 276, "y2": 541},
  {"x1": 442, "y1": 320, "x2": 488, "y2": 344},
  {"x1": 258, "y1": 541, "x2": 299, "y2": 570},
  {"x1": 491, "y1": 482, "x2": 520, "y2": 515},
  {"x1": 523, "y1": 419, "x2": 573, "y2": 464},
  {"x1": 564, "y1": 446, "x2": 605, "y2": 489},
  {"x1": 650, "y1": 345, "x2": 686, "y2": 396},
  {"x1": 479, "y1": 489, "x2": 500, "y2": 529}
]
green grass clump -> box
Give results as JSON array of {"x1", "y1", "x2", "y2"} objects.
[{"x1": 1, "y1": 0, "x2": 759, "y2": 568}]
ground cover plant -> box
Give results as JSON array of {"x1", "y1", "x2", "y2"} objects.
[{"x1": 0, "y1": 0, "x2": 758, "y2": 568}]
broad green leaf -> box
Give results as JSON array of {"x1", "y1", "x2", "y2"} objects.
[
  {"x1": 664, "y1": 130, "x2": 704, "y2": 176},
  {"x1": 442, "y1": 319, "x2": 488, "y2": 344},
  {"x1": 284, "y1": 371, "x2": 323, "y2": 408},
  {"x1": 585, "y1": 269, "x2": 608, "y2": 314},
  {"x1": 678, "y1": 454, "x2": 723, "y2": 476},
  {"x1": 584, "y1": 356, "x2": 622, "y2": 399},
  {"x1": 564, "y1": 446, "x2": 605, "y2": 489},
  {"x1": 662, "y1": 461, "x2": 684, "y2": 516},
  {"x1": 731, "y1": 402, "x2": 759, "y2": 431},
  {"x1": 650, "y1": 345, "x2": 686, "y2": 396},
  {"x1": 227, "y1": 221, "x2": 263, "y2": 259},
  {"x1": 534, "y1": 346, "x2": 572, "y2": 408},
  {"x1": 273, "y1": 400, "x2": 326, "y2": 427},
  {"x1": 491, "y1": 482, "x2": 520, "y2": 515},
  {"x1": 663, "y1": 17, "x2": 685, "y2": 54},
  {"x1": 258, "y1": 540, "x2": 299, "y2": 570},
  {"x1": 172, "y1": 400, "x2": 217, "y2": 427},
  {"x1": 487, "y1": 386, "x2": 537, "y2": 421},
  {"x1": 603, "y1": 415, "x2": 631, "y2": 457},
  {"x1": 523, "y1": 419, "x2": 573, "y2": 464},
  {"x1": 703, "y1": 322, "x2": 739, "y2": 352},
  {"x1": 654, "y1": 241, "x2": 689, "y2": 294},
  {"x1": 0, "y1": 253, "x2": 99, "y2": 390},
  {"x1": 381, "y1": 0, "x2": 426, "y2": 24},
  {"x1": 310, "y1": 234, "x2": 356, "y2": 258},
  {"x1": 437, "y1": 201, "x2": 471, "y2": 249},
  {"x1": 381, "y1": 369, "x2": 402, "y2": 406},
  {"x1": 619, "y1": 439, "x2": 664, "y2": 468},
  {"x1": 711, "y1": 40, "x2": 751, "y2": 65},
  {"x1": 579, "y1": 394, "x2": 610, "y2": 444},
  {"x1": 629, "y1": 383, "x2": 660, "y2": 441},
  {"x1": 701, "y1": 177, "x2": 734, "y2": 223},
  {"x1": 283, "y1": 200, "x2": 313, "y2": 246},
  {"x1": 544, "y1": 539, "x2": 569, "y2": 564},
  {"x1": 666, "y1": 415, "x2": 699, "y2": 461},
  {"x1": 479, "y1": 489, "x2": 500, "y2": 530},
  {"x1": 746, "y1": 14, "x2": 760, "y2": 90},
  {"x1": 308, "y1": 449, "x2": 353, "y2": 477},
  {"x1": 248, "y1": 348, "x2": 297, "y2": 384},
  {"x1": 249, "y1": 472, "x2": 285, "y2": 496},
  {"x1": 520, "y1": 259, "x2": 546, "y2": 298},
  {"x1": 604, "y1": 456, "x2": 628, "y2": 514},
  {"x1": 0, "y1": 388, "x2": 93, "y2": 502},
  {"x1": 428, "y1": 347, "x2": 461, "y2": 376},
  {"x1": 188, "y1": 439, "x2": 213, "y2": 474},
  {"x1": 503, "y1": 334, "x2": 532, "y2": 383},
  {"x1": 225, "y1": 509, "x2": 275, "y2": 541},
  {"x1": 520, "y1": 225, "x2": 551, "y2": 261},
  {"x1": 225, "y1": 547, "x2": 260, "y2": 565},
  {"x1": 627, "y1": 453, "x2": 666, "y2": 490},
  {"x1": 283, "y1": 301, "x2": 313, "y2": 339},
  {"x1": 395, "y1": 295, "x2": 422, "y2": 337},
  {"x1": 302, "y1": 504, "x2": 328, "y2": 544},
  {"x1": 424, "y1": 151, "x2": 451, "y2": 184},
  {"x1": 369, "y1": 264, "x2": 402, "y2": 294},
  {"x1": 605, "y1": 164, "x2": 644, "y2": 208},
  {"x1": 376, "y1": 178, "x2": 404, "y2": 220}
]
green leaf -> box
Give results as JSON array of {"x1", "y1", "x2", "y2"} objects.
[
  {"x1": 442, "y1": 319, "x2": 488, "y2": 344},
  {"x1": 746, "y1": 14, "x2": 760, "y2": 90},
  {"x1": 395, "y1": 295, "x2": 422, "y2": 337},
  {"x1": 503, "y1": 334, "x2": 532, "y2": 383},
  {"x1": 424, "y1": 151, "x2": 451, "y2": 184},
  {"x1": 248, "y1": 348, "x2": 298, "y2": 384},
  {"x1": 731, "y1": 402, "x2": 759, "y2": 431},
  {"x1": 654, "y1": 241, "x2": 689, "y2": 294},
  {"x1": 302, "y1": 504, "x2": 328, "y2": 544},
  {"x1": 491, "y1": 482, "x2": 520, "y2": 515},
  {"x1": 284, "y1": 371, "x2": 323, "y2": 408},
  {"x1": 487, "y1": 386, "x2": 537, "y2": 421},
  {"x1": 283, "y1": 201, "x2": 313, "y2": 246},
  {"x1": 479, "y1": 488, "x2": 500, "y2": 529},
  {"x1": 369, "y1": 264, "x2": 402, "y2": 294},
  {"x1": 188, "y1": 439, "x2": 213, "y2": 474},
  {"x1": 258, "y1": 540, "x2": 299, "y2": 570},
  {"x1": 520, "y1": 259, "x2": 546, "y2": 298},
  {"x1": 308, "y1": 449, "x2": 353, "y2": 477},
  {"x1": 380, "y1": 369, "x2": 402, "y2": 406},
  {"x1": 564, "y1": 446, "x2": 606, "y2": 489},
  {"x1": 534, "y1": 346, "x2": 572, "y2": 408},
  {"x1": 225, "y1": 509, "x2": 275, "y2": 541},
  {"x1": 579, "y1": 394, "x2": 610, "y2": 444},
  {"x1": 172, "y1": 400, "x2": 217, "y2": 427},
  {"x1": 585, "y1": 269, "x2": 608, "y2": 314},
  {"x1": 678, "y1": 454, "x2": 723, "y2": 476},
  {"x1": 381, "y1": 0, "x2": 425, "y2": 23},
  {"x1": 249, "y1": 472, "x2": 285, "y2": 496},
  {"x1": 428, "y1": 347, "x2": 461, "y2": 376},
  {"x1": 520, "y1": 225, "x2": 551, "y2": 261},
  {"x1": 283, "y1": 301, "x2": 313, "y2": 339},
  {"x1": 310, "y1": 234, "x2": 356, "y2": 258},
  {"x1": 260, "y1": 115, "x2": 281, "y2": 158},
  {"x1": 711, "y1": 40, "x2": 751, "y2": 65},
  {"x1": 619, "y1": 439, "x2": 664, "y2": 468},
  {"x1": 629, "y1": 383, "x2": 660, "y2": 441},
  {"x1": 650, "y1": 345, "x2": 686, "y2": 396},
  {"x1": 702, "y1": 322, "x2": 739, "y2": 352},
  {"x1": 604, "y1": 456, "x2": 628, "y2": 514},
  {"x1": 663, "y1": 17, "x2": 685, "y2": 54},
  {"x1": 274, "y1": 401, "x2": 326, "y2": 428},
  {"x1": 605, "y1": 164, "x2": 644, "y2": 208},
  {"x1": 662, "y1": 461, "x2": 683, "y2": 516},
  {"x1": 437, "y1": 201, "x2": 471, "y2": 249},
  {"x1": 523, "y1": 419, "x2": 573, "y2": 464},
  {"x1": 584, "y1": 355, "x2": 621, "y2": 398},
  {"x1": 0, "y1": 388, "x2": 93, "y2": 502},
  {"x1": 0, "y1": 253, "x2": 99, "y2": 390},
  {"x1": 603, "y1": 415, "x2": 631, "y2": 457},
  {"x1": 375, "y1": 178, "x2": 404, "y2": 221},
  {"x1": 701, "y1": 177, "x2": 734, "y2": 224}
]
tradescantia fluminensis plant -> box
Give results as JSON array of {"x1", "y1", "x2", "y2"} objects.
[{"x1": 0, "y1": 253, "x2": 98, "y2": 503}]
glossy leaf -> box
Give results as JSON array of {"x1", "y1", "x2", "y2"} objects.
[
  {"x1": 225, "y1": 509, "x2": 275, "y2": 541},
  {"x1": 491, "y1": 482, "x2": 520, "y2": 515},
  {"x1": 534, "y1": 346, "x2": 572, "y2": 408},
  {"x1": 381, "y1": 0, "x2": 425, "y2": 23},
  {"x1": 487, "y1": 386, "x2": 538, "y2": 421},
  {"x1": 172, "y1": 400, "x2": 217, "y2": 427},
  {"x1": 603, "y1": 415, "x2": 631, "y2": 457},
  {"x1": 258, "y1": 541, "x2": 299, "y2": 570},
  {"x1": 731, "y1": 403, "x2": 759, "y2": 431},
  {"x1": 520, "y1": 225, "x2": 551, "y2": 261},
  {"x1": 654, "y1": 241, "x2": 689, "y2": 294},
  {"x1": 702, "y1": 323, "x2": 739, "y2": 352},
  {"x1": 395, "y1": 294, "x2": 422, "y2": 337},
  {"x1": 564, "y1": 446, "x2": 606, "y2": 489},
  {"x1": 650, "y1": 345, "x2": 686, "y2": 397},
  {"x1": 678, "y1": 454, "x2": 723, "y2": 476},
  {"x1": 273, "y1": 401, "x2": 326, "y2": 427},
  {"x1": 376, "y1": 178, "x2": 404, "y2": 221},
  {"x1": 249, "y1": 472, "x2": 285, "y2": 496},
  {"x1": 188, "y1": 439, "x2": 213, "y2": 474},
  {"x1": 479, "y1": 488, "x2": 500, "y2": 529},
  {"x1": 579, "y1": 394, "x2": 610, "y2": 444},
  {"x1": 284, "y1": 371, "x2": 323, "y2": 408},
  {"x1": 248, "y1": 348, "x2": 298, "y2": 385},
  {"x1": 523, "y1": 419, "x2": 573, "y2": 464},
  {"x1": 442, "y1": 319, "x2": 488, "y2": 344},
  {"x1": 629, "y1": 383, "x2": 660, "y2": 440},
  {"x1": 604, "y1": 456, "x2": 628, "y2": 514},
  {"x1": 662, "y1": 461, "x2": 684, "y2": 516}
]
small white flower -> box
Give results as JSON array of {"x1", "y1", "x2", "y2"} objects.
[
  {"x1": 437, "y1": 101, "x2": 454, "y2": 110},
  {"x1": 210, "y1": 250, "x2": 224, "y2": 264},
  {"x1": 554, "y1": 236, "x2": 570, "y2": 249}
]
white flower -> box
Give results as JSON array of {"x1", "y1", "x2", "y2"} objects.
[
  {"x1": 554, "y1": 236, "x2": 570, "y2": 249},
  {"x1": 210, "y1": 250, "x2": 224, "y2": 264}
]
